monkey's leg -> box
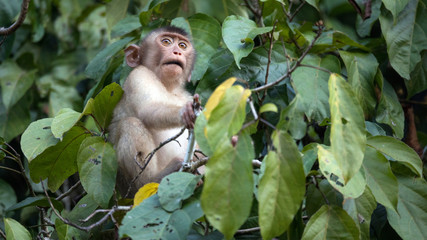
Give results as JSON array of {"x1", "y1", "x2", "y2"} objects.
[{"x1": 114, "y1": 117, "x2": 161, "y2": 196}]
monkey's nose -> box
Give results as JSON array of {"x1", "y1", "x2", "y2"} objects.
[{"x1": 173, "y1": 51, "x2": 182, "y2": 56}]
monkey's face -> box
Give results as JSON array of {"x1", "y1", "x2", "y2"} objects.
[{"x1": 145, "y1": 32, "x2": 194, "y2": 85}]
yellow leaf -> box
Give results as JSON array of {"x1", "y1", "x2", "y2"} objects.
[
  {"x1": 133, "y1": 182, "x2": 159, "y2": 207},
  {"x1": 204, "y1": 77, "x2": 237, "y2": 120}
]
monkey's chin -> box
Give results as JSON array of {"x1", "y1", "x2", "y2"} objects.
[{"x1": 162, "y1": 64, "x2": 183, "y2": 79}]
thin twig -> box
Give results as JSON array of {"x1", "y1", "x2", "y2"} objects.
[
  {"x1": 187, "y1": 157, "x2": 209, "y2": 172},
  {"x1": 0, "y1": 0, "x2": 30, "y2": 36},
  {"x1": 260, "y1": 118, "x2": 276, "y2": 130},
  {"x1": 251, "y1": 25, "x2": 324, "y2": 92},
  {"x1": 80, "y1": 206, "x2": 131, "y2": 223},
  {"x1": 0, "y1": 165, "x2": 22, "y2": 175},
  {"x1": 41, "y1": 180, "x2": 130, "y2": 232},
  {"x1": 0, "y1": 229, "x2": 6, "y2": 239},
  {"x1": 347, "y1": 0, "x2": 364, "y2": 19},
  {"x1": 299, "y1": 64, "x2": 333, "y2": 74},
  {"x1": 236, "y1": 227, "x2": 260, "y2": 234},
  {"x1": 289, "y1": 0, "x2": 306, "y2": 22},
  {"x1": 126, "y1": 127, "x2": 186, "y2": 197},
  {"x1": 56, "y1": 180, "x2": 82, "y2": 201},
  {"x1": 280, "y1": 2, "x2": 292, "y2": 19},
  {"x1": 262, "y1": 21, "x2": 278, "y2": 103},
  {"x1": 311, "y1": 176, "x2": 329, "y2": 205}
]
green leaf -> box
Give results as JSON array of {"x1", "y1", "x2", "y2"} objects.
[
  {"x1": 258, "y1": 131, "x2": 305, "y2": 240},
  {"x1": 375, "y1": 74, "x2": 404, "y2": 138},
  {"x1": 343, "y1": 187, "x2": 377, "y2": 240},
  {"x1": 379, "y1": 0, "x2": 427, "y2": 79},
  {"x1": 328, "y1": 74, "x2": 366, "y2": 183},
  {"x1": 302, "y1": 143, "x2": 318, "y2": 176},
  {"x1": 406, "y1": 50, "x2": 427, "y2": 98},
  {"x1": 83, "y1": 82, "x2": 124, "y2": 132},
  {"x1": 192, "y1": 0, "x2": 248, "y2": 22},
  {"x1": 6, "y1": 196, "x2": 63, "y2": 212},
  {"x1": 85, "y1": 37, "x2": 133, "y2": 79},
  {"x1": 317, "y1": 145, "x2": 366, "y2": 198},
  {"x1": 356, "y1": 0, "x2": 382, "y2": 37},
  {"x1": 339, "y1": 51, "x2": 378, "y2": 117},
  {"x1": 181, "y1": 197, "x2": 204, "y2": 222},
  {"x1": 0, "y1": 94, "x2": 31, "y2": 142},
  {"x1": 0, "y1": 179, "x2": 17, "y2": 216},
  {"x1": 222, "y1": 15, "x2": 272, "y2": 68},
  {"x1": 301, "y1": 205, "x2": 359, "y2": 240},
  {"x1": 306, "y1": 179, "x2": 343, "y2": 218},
  {"x1": 277, "y1": 95, "x2": 307, "y2": 140},
  {"x1": 29, "y1": 126, "x2": 91, "y2": 191},
  {"x1": 382, "y1": 0, "x2": 410, "y2": 20},
  {"x1": 4, "y1": 218, "x2": 32, "y2": 240},
  {"x1": 367, "y1": 136, "x2": 423, "y2": 177},
  {"x1": 363, "y1": 147, "x2": 398, "y2": 211},
  {"x1": 205, "y1": 85, "x2": 250, "y2": 149},
  {"x1": 311, "y1": 30, "x2": 370, "y2": 53},
  {"x1": 0, "y1": 60, "x2": 36, "y2": 110},
  {"x1": 158, "y1": 172, "x2": 201, "y2": 212},
  {"x1": 259, "y1": 103, "x2": 278, "y2": 114},
  {"x1": 49, "y1": 83, "x2": 82, "y2": 117},
  {"x1": 120, "y1": 195, "x2": 192, "y2": 239},
  {"x1": 387, "y1": 175, "x2": 427, "y2": 240},
  {"x1": 201, "y1": 131, "x2": 254, "y2": 240},
  {"x1": 292, "y1": 54, "x2": 341, "y2": 122},
  {"x1": 77, "y1": 136, "x2": 117, "y2": 208},
  {"x1": 306, "y1": 0, "x2": 320, "y2": 11},
  {"x1": 172, "y1": 13, "x2": 221, "y2": 81},
  {"x1": 106, "y1": 0, "x2": 129, "y2": 30},
  {"x1": 21, "y1": 118, "x2": 58, "y2": 161},
  {"x1": 51, "y1": 108, "x2": 81, "y2": 139},
  {"x1": 111, "y1": 15, "x2": 141, "y2": 38}
]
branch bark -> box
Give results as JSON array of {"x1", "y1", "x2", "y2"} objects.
[{"x1": 0, "y1": 0, "x2": 31, "y2": 36}]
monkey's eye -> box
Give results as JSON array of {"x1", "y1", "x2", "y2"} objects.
[
  {"x1": 161, "y1": 38, "x2": 173, "y2": 46},
  {"x1": 178, "y1": 42, "x2": 187, "y2": 50}
]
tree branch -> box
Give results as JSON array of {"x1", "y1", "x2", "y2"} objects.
[
  {"x1": 251, "y1": 24, "x2": 324, "y2": 92},
  {"x1": 0, "y1": 0, "x2": 31, "y2": 36}
]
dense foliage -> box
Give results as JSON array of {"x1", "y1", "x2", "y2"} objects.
[{"x1": 1, "y1": 0, "x2": 426, "y2": 239}]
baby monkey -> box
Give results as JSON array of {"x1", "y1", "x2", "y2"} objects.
[{"x1": 109, "y1": 26, "x2": 199, "y2": 197}]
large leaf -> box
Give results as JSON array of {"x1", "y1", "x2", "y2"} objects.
[
  {"x1": 77, "y1": 136, "x2": 117, "y2": 208},
  {"x1": 382, "y1": 0, "x2": 410, "y2": 20},
  {"x1": 406, "y1": 50, "x2": 427, "y2": 98},
  {"x1": 343, "y1": 187, "x2": 377, "y2": 240},
  {"x1": 317, "y1": 145, "x2": 366, "y2": 198},
  {"x1": 301, "y1": 205, "x2": 359, "y2": 240},
  {"x1": 276, "y1": 95, "x2": 307, "y2": 140},
  {"x1": 158, "y1": 172, "x2": 201, "y2": 212},
  {"x1": 29, "y1": 126, "x2": 91, "y2": 191},
  {"x1": 387, "y1": 175, "x2": 427, "y2": 240},
  {"x1": 51, "y1": 108, "x2": 81, "y2": 139},
  {"x1": 0, "y1": 60, "x2": 36, "y2": 110},
  {"x1": 328, "y1": 74, "x2": 366, "y2": 183},
  {"x1": 375, "y1": 74, "x2": 404, "y2": 138},
  {"x1": 106, "y1": 0, "x2": 129, "y2": 30},
  {"x1": 339, "y1": 51, "x2": 378, "y2": 117},
  {"x1": 85, "y1": 37, "x2": 133, "y2": 79},
  {"x1": 6, "y1": 196, "x2": 63, "y2": 212},
  {"x1": 363, "y1": 147, "x2": 398, "y2": 211},
  {"x1": 193, "y1": 0, "x2": 249, "y2": 22},
  {"x1": 222, "y1": 15, "x2": 272, "y2": 68},
  {"x1": 258, "y1": 131, "x2": 305, "y2": 240},
  {"x1": 201, "y1": 131, "x2": 254, "y2": 240},
  {"x1": 205, "y1": 84, "x2": 251, "y2": 149},
  {"x1": 292, "y1": 54, "x2": 341, "y2": 122},
  {"x1": 82, "y1": 82, "x2": 124, "y2": 132},
  {"x1": 0, "y1": 94, "x2": 31, "y2": 142},
  {"x1": 311, "y1": 30, "x2": 370, "y2": 53},
  {"x1": 4, "y1": 218, "x2": 32, "y2": 240},
  {"x1": 367, "y1": 135, "x2": 423, "y2": 176},
  {"x1": 356, "y1": 0, "x2": 382, "y2": 37},
  {"x1": 172, "y1": 13, "x2": 221, "y2": 81},
  {"x1": 21, "y1": 118, "x2": 58, "y2": 161},
  {"x1": 379, "y1": 0, "x2": 427, "y2": 79},
  {"x1": 0, "y1": 179, "x2": 17, "y2": 216},
  {"x1": 120, "y1": 194, "x2": 192, "y2": 239}
]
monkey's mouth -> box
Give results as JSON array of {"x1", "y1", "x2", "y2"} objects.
[{"x1": 164, "y1": 61, "x2": 183, "y2": 69}]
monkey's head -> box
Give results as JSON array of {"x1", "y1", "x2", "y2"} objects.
[{"x1": 125, "y1": 26, "x2": 196, "y2": 86}]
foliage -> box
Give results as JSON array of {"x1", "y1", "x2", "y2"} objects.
[{"x1": 1, "y1": 0, "x2": 427, "y2": 239}]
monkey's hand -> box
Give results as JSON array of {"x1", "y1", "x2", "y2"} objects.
[{"x1": 182, "y1": 94, "x2": 201, "y2": 129}]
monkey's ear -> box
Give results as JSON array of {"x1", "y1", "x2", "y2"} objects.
[{"x1": 125, "y1": 44, "x2": 141, "y2": 68}]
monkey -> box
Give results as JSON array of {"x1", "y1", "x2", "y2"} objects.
[{"x1": 108, "y1": 26, "x2": 199, "y2": 197}]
